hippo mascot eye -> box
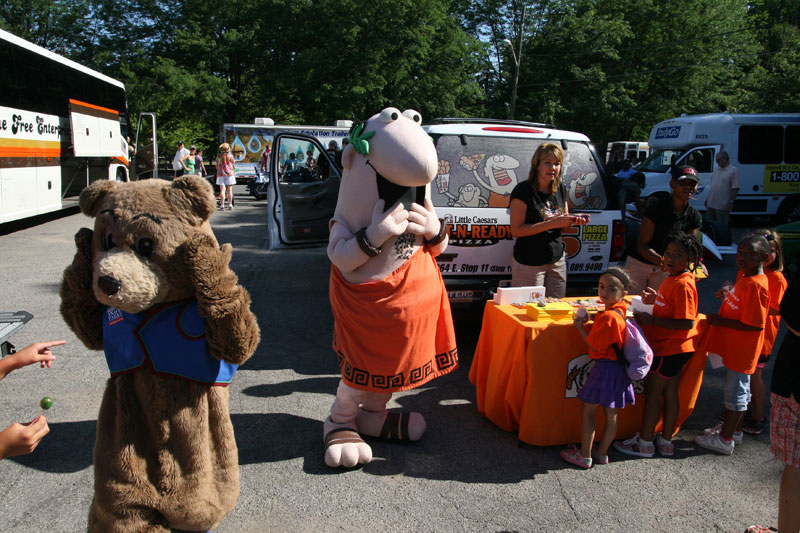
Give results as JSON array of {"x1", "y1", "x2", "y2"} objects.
[{"x1": 322, "y1": 107, "x2": 458, "y2": 468}]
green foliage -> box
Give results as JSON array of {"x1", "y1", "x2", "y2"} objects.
[{"x1": 1, "y1": 0, "x2": 798, "y2": 158}]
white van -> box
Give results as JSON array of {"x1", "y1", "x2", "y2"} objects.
[
  {"x1": 638, "y1": 113, "x2": 800, "y2": 223},
  {"x1": 424, "y1": 118, "x2": 625, "y2": 305},
  {"x1": 265, "y1": 118, "x2": 625, "y2": 305}
]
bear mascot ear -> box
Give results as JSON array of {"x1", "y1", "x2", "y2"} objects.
[
  {"x1": 79, "y1": 180, "x2": 118, "y2": 217},
  {"x1": 168, "y1": 176, "x2": 217, "y2": 224}
]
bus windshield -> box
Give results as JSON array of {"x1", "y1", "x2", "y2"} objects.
[{"x1": 638, "y1": 149, "x2": 685, "y2": 173}]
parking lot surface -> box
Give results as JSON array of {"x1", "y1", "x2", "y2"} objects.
[{"x1": 0, "y1": 190, "x2": 783, "y2": 532}]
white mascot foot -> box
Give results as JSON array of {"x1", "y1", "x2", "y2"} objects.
[
  {"x1": 355, "y1": 408, "x2": 427, "y2": 441},
  {"x1": 323, "y1": 416, "x2": 373, "y2": 468}
]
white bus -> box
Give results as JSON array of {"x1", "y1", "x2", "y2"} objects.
[
  {"x1": 638, "y1": 113, "x2": 800, "y2": 223},
  {"x1": 0, "y1": 29, "x2": 134, "y2": 224},
  {"x1": 605, "y1": 141, "x2": 650, "y2": 164}
]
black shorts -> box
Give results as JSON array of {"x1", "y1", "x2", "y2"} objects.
[{"x1": 650, "y1": 352, "x2": 692, "y2": 379}]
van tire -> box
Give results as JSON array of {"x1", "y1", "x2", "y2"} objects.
[{"x1": 777, "y1": 195, "x2": 800, "y2": 225}]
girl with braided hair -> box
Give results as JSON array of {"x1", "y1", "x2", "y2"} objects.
[{"x1": 615, "y1": 231, "x2": 702, "y2": 458}]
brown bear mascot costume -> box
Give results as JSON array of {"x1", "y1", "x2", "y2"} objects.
[{"x1": 60, "y1": 176, "x2": 259, "y2": 532}]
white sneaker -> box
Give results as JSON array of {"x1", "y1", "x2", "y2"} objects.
[
  {"x1": 694, "y1": 432, "x2": 734, "y2": 455},
  {"x1": 703, "y1": 424, "x2": 743, "y2": 445},
  {"x1": 613, "y1": 433, "x2": 655, "y2": 458}
]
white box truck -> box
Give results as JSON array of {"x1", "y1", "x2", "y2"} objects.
[{"x1": 638, "y1": 113, "x2": 800, "y2": 223}]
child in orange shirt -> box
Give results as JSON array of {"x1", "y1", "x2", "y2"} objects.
[
  {"x1": 561, "y1": 267, "x2": 634, "y2": 468},
  {"x1": 742, "y1": 228, "x2": 786, "y2": 435},
  {"x1": 615, "y1": 232, "x2": 701, "y2": 458},
  {"x1": 694, "y1": 234, "x2": 770, "y2": 455}
]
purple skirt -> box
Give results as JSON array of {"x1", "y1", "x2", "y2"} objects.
[{"x1": 578, "y1": 358, "x2": 635, "y2": 409}]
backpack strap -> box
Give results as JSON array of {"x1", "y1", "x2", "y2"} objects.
[{"x1": 611, "y1": 307, "x2": 628, "y2": 366}]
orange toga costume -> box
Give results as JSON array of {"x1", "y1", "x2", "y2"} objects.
[{"x1": 329, "y1": 248, "x2": 458, "y2": 393}]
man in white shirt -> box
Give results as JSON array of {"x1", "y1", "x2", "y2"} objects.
[
  {"x1": 705, "y1": 151, "x2": 739, "y2": 228},
  {"x1": 172, "y1": 141, "x2": 190, "y2": 179}
]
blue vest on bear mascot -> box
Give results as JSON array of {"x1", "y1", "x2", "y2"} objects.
[{"x1": 102, "y1": 300, "x2": 238, "y2": 385}]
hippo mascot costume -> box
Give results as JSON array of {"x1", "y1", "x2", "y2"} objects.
[{"x1": 323, "y1": 107, "x2": 458, "y2": 468}]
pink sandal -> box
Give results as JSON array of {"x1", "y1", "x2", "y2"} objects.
[{"x1": 560, "y1": 444, "x2": 592, "y2": 469}]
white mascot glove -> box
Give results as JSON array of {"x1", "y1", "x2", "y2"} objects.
[
  {"x1": 406, "y1": 198, "x2": 441, "y2": 240},
  {"x1": 365, "y1": 200, "x2": 409, "y2": 248}
]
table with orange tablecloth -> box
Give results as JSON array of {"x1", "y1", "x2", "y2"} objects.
[{"x1": 468, "y1": 300, "x2": 711, "y2": 446}]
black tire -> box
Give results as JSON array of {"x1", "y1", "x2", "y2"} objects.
[
  {"x1": 116, "y1": 168, "x2": 128, "y2": 182},
  {"x1": 251, "y1": 181, "x2": 267, "y2": 200},
  {"x1": 777, "y1": 195, "x2": 800, "y2": 225}
]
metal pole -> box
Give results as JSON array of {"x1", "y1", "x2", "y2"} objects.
[{"x1": 509, "y1": 4, "x2": 526, "y2": 120}]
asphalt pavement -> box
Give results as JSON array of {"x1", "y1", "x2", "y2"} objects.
[{"x1": 0, "y1": 187, "x2": 784, "y2": 532}]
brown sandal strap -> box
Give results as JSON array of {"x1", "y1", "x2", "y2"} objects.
[
  {"x1": 325, "y1": 428, "x2": 364, "y2": 448},
  {"x1": 379, "y1": 412, "x2": 410, "y2": 441}
]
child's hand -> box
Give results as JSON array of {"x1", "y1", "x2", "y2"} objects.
[
  {"x1": 641, "y1": 287, "x2": 657, "y2": 305},
  {"x1": 12, "y1": 340, "x2": 65, "y2": 369},
  {"x1": 0, "y1": 415, "x2": 49, "y2": 460}
]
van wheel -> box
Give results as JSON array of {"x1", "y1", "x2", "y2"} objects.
[
  {"x1": 116, "y1": 168, "x2": 128, "y2": 182},
  {"x1": 777, "y1": 195, "x2": 800, "y2": 225}
]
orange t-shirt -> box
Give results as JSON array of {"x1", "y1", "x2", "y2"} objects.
[
  {"x1": 762, "y1": 269, "x2": 787, "y2": 356},
  {"x1": 641, "y1": 272, "x2": 699, "y2": 356},
  {"x1": 707, "y1": 274, "x2": 769, "y2": 374},
  {"x1": 585, "y1": 301, "x2": 627, "y2": 361}
]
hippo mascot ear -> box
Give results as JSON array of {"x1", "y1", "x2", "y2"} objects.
[{"x1": 321, "y1": 107, "x2": 457, "y2": 468}]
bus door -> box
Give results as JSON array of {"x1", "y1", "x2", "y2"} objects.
[
  {"x1": 268, "y1": 132, "x2": 341, "y2": 247},
  {"x1": 134, "y1": 113, "x2": 158, "y2": 180},
  {"x1": 675, "y1": 145, "x2": 720, "y2": 208}
]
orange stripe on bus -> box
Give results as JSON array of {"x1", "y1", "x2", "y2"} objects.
[
  {"x1": 0, "y1": 147, "x2": 61, "y2": 157},
  {"x1": 69, "y1": 98, "x2": 119, "y2": 116}
]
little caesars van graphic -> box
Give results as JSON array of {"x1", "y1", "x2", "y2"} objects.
[{"x1": 424, "y1": 119, "x2": 626, "y2": 304}]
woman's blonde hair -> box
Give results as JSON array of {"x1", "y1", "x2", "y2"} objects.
[{"x1": 528, "y1": 142, "x2": 564, "y2": 194}]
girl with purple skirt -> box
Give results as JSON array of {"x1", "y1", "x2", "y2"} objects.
[{"x1": 561, "y1": 267, "x2": 635, "y2": 468}]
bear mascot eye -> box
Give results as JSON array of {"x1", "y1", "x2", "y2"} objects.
[
  {"x1": 103, "y1": 233, "x2": 116, "y2": 251},
  {"x1": 135, "y1": 237, "x2": 154, "y2": 258}
]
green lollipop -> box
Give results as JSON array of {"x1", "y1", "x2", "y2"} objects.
[{"x1": 39, "y1": 396, "x2": 53, "y2": 416}]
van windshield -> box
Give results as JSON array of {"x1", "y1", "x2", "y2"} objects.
[
  {"x1": 430, "y1": 135, "x2": 608, "y2": 210},
  {"x1": 639, "y1": 149, "x2": 685, "y2": 173}
]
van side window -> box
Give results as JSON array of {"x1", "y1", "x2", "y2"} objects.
[
  {"x1": 739, "y1": 125, "x2": 783, "y2": 164},
  {"x1": 785, "y1": 126, "x2": 800, "y2": 164},
  {"x1": 684, "y1": 148, "x2": 714, "y2": 172}
]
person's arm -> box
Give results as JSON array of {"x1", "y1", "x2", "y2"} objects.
[
  {"x1": 0, "y1": 340, "x2": 64, "y2": 381},
  {"x1": 636, "y1": 216, "x2": 662, "y2": 266},
  {"x1": 635, "y1": 312, "x2": 694, "y2": 330},
  {"x1": 179, "y1": 153, "x2": 191, "y2": 170},
  {"x1": 728, "y1": 188, "x2": 739, "y2": 211},
  {"x1": 0, "y1": 416, "x2": 49, "y2": 460},
  {"x1": 509, "y1": 198, "x2": 574, "y2": 238},
  {"x1": 705, "y1": 313, "x2": 763, "y2": 331}
]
